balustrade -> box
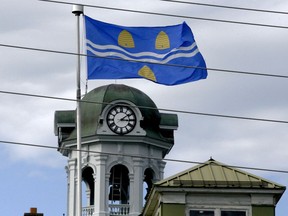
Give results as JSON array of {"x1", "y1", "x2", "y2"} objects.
[
  {"x1": 109, "y1": 204, "x2": 130, "y2": 215},
  {"x1": 82, "y1": 204, "x2": 130, "y2": 216},
  {"x1": 82, "y1": 206, "x2": 94, "y2": 216}
]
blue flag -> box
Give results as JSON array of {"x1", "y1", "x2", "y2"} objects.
[{"x1": 85, "y1": 15, "x2": 207, "y2": 86}]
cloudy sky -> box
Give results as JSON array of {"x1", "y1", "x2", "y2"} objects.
[{"x1": 1, "y1": 0, "x2": 288, "y2": 215}]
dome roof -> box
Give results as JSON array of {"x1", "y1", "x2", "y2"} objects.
[
  {"x1": 80, "y1": 84, "x2": 161, "y2": 137},
  {"x1": 55, "y1": 84, "x2": 178, "y2": 156}
]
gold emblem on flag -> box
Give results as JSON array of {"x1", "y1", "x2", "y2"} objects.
[
  {"x1": 118, "y1": 30, "x2": 135, "y2": 48},
  {"x1": 155, "y1": 31, "x2": 170, "y2": 50},
  {"x1": 138, "y1": 66, "x2": 156, "y2": 81}
]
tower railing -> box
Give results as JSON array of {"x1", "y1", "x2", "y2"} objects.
[
  {"x1": 109, "y1": 204, "x2": 130, "y2": 215},
  {"x1": 82, "y1": 206, "x2": 94, "y2": 216},
  {"x1": 82, "y1": 204, "x2": 130, "y2": 216}
]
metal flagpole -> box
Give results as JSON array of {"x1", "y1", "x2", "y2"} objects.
[{"x1": 72, "y1": 5, "x2": 84, "y2": 216}]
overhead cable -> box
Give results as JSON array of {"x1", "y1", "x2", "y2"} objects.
[
  {"x1": 1, "y1": 43, "x2": 288, "y2": 80},
  {"x1": 38, "y1": 0, "x2": 288, "y2": 29},
  {"x1": 161, "y1": 0, "x2": 288, "y2": 15},
  {"x1": 1, "y1": 89, "x2": 288, "y2": 124},
  {"x1": 1, "y1": 139, "x2": 288, "y2": 174}
]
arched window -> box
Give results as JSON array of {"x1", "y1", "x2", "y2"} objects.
[
  {"x1": 82, "y1": 166, "x2": 94, "y2": 206},
  {"x1": 109, "y1": 165, "x2": 130, "y2": 204},
  {"x1": 143, "y1": 168, "x2": 155, "y2": 200}
]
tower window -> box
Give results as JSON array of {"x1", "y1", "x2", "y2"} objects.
[
  {"x1": 143, "y1": 168, "x2": 155, "y2": 201},
  {"x1": 109, "y1": 165, "x2": 130, "y2": 204},
  {"x1": 82, "y1": 166, "x2": 95, "y2": 206}
]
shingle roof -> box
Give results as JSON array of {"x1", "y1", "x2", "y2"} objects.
[{"x1": 155, "y1": 159, "x2": 285, "y2": 189}]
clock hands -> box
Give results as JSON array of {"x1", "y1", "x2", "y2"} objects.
[
  {"x1": 107, "y1": 104, "x2": 136, "y2": 135},
  {"x1": 118, "y1": 115, "x2": 129, "y2": 122}
]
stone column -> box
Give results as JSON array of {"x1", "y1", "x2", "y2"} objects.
[
  {"x1": 67, "y1": 159, "x2": 77, "y2": 216},
  {"x1": 93, "y1": 155, "x2": 108, "y2": 216},
  {"x1": 130, "y1": 158, "x2": 144, "y2": 216},
  {"x1": 105, "y1": 173, "x2": 110, "y2": 212},
  {"x1": 158, "y1": 160, "x2": 166, "y2": 180}
]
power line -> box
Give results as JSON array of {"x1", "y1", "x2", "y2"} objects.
[
  {"x1": 0, "y1": 89, "x2": 76, "y2": 103},
  {"x1": 38, "y1": 0, "x2": 288, "y2": 29},
  {"x1": 2, "y1": 43, "x2": 288, "y2": 80},
  {"x1": 207, "y1": 67, "x2": 288, "y2": 79},
  {"x1": 1, "y1": 89, "x2": 288, "y2": 124},
  {"x1": 161, "y1": 0, "x2": 288, "y2": 15},
  {"x1": 0, "y1": 43, "x2": 77, "y2": 56},
  {"x1": 1, "y1": 44, "x2": 288, "y2": 123},
  {"x1": 1, "y1": 139, "x2": 288, "y2": 174}
]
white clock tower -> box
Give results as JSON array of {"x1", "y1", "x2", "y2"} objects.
[{"x1": 54, "y1": 84, "x2": 178, "y2": 216}]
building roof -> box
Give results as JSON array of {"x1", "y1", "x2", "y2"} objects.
[
  {"x1": 54, "y1": 84, "x2": 178, "y2": 151},
  {"x1": 142, "y1": 159, "x2": 286, "y2": 216},
  {"x1": 156, "y1": 159, "x2": 285, "y2": 189},
  {"x1": 78, "y1": 84, "x2": 162, "y2": 138}
]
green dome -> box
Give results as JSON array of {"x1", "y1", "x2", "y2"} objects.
[
  {"x1": 55, "y1": 84, "x2": 178, "y2": 153},
  {"x1": 80, "y1": 84, "x2": 161, "y2": 137}
]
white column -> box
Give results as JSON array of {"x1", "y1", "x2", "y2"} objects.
[
  {"x1": 67, "y1": 159, "x2": 77, "y2": 216},
  {"x1": 129, "y1": 173, "x2": 134, "y2": 212},
  {"x1": 158, "y1": 160, "x2": 166, "y2": 180},
  {"x1": 105, "y1": 173, "x2": 110, "y2": 212},
  {"x1": 130, "y1": 158, "x2": 143, "y2": 216},
  {"x1": 93, "y1": 155, "x2": 108, "y2": 216},
  {"x1": 65, "y1": 166, "x2": 70, "y2": 216}
]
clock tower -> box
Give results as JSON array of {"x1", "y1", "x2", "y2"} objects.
[{"x1": 54, "y1": 84, "x2": 178, "y2": 216}]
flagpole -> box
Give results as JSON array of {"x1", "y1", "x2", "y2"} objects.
[{"x1": 72, "y1": 5, "x2": 84, "y2": 216}]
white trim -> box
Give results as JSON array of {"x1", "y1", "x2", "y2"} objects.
[{"x1": 86, "y1": 39, "x2": 198, "y2": 61}]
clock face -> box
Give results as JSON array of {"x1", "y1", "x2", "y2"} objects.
[{"x1": 106, "y1": 104, "x2": 137, "y2": 135}]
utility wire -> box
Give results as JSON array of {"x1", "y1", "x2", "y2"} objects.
[
  {"x1": 1, "y1": 15, "x2": 288, "y2": 124},
  {"x1": 1, "y1": 139, "x2": 288, "y2": 174},
  {"x1": 0, "y1": 43, "x2": 77, "y2": 57},
  {"x1": 161, "y1": 0, "x2": 288, "y2": 15},
  {"x1": 2, "y1": 1, "x2": 285, "y2": 178},
  {"x1": 1, "y1": 89, "x2": 288, "y2": 124},
  {"x1": 38, "y1": 0, "x2": 288, "y2": 29},
  {"x1": 1, "y1": 43, "x2": 288, "y2": 80}
]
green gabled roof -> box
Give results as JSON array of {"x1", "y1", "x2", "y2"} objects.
[
  {"x1": 54, "y1": 110, "x2": 75, "y2": 135},
  {"x1": 159, "y1": 113, "x2": 178, "y2": 129},
  {"x1": 142, "y1": 160, "x2": 286, "y2": 216},
  {"x1": 156, "y1": 159, "x2": 285, "y2": 189}
]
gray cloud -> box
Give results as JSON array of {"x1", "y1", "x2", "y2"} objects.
[{"x1": 0, "y1": 1, "x2": 287, "y2": 215}]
